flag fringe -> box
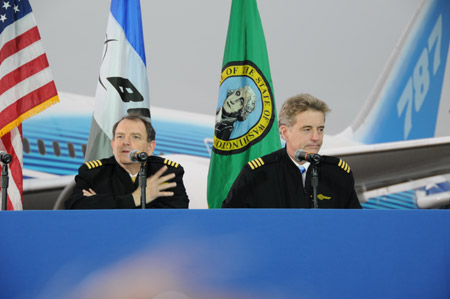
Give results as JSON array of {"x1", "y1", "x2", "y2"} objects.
[{"x1": 0, "y1": 95, "x2": 59, "y2": 138}]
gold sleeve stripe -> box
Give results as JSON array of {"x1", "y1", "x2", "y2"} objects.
[
  {"x1": 339, "y1": 159, "x2": 351, "y2": 173},
  {"x1": 254, "y1": 159, "x2": 261, "y2": 167},
  {"x1": 84, "y1": 160, "x2": 102, "y2": 170},
  {"x1": 248, "y1": 158, "x2": 265, "y2": 170},
  {"x1": 258, "y1": 158, "x2": 264, "y2": 166},
  {"x1": 164, "y1": 159, "x2": 179, "y2": 168}
]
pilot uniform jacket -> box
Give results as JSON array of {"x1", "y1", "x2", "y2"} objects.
[
  {"x1": 65, "y1": 155, "x2": 189, "y2": 209},
  {"x1": 222, "y1": 147, "x2": 361, "y2": 209}
]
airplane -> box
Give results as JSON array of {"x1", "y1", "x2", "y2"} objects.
[{"x1": 22, "y1": 0, "x2": 450, "y2": 210}]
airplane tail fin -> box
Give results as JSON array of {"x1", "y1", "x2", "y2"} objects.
[{"x1": 347, "y1": 0, "x2": 450, "y2": 144}]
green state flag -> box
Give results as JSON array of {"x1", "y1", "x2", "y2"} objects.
[{"x1": 207, "y1": 0, "x2": 281, "y2": 208}]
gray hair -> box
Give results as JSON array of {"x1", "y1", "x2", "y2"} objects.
[{"x1": 278, "y1": 93, "x2": 330, "y2": 129}]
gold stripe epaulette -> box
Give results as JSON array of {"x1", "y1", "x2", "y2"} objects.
[
  {"x1": 337, "y1": 159, "x2": 351, "y2": 173},
  {"x1": 84, "y1": 160, "x2": 103, "y2": 170},
  {"x1": 247, "y1": 157, "x2": 264, "y2": 170},
  {"x1": 164, "y1": 158, "x2": 179, "y2": 168}
]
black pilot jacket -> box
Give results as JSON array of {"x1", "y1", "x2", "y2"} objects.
[
  {"x1": 65, "y1": 155, "x2": 189, "y2": 209},
  {"x1": 222, "y1": 147, "x2": 362, "y2": 209}
]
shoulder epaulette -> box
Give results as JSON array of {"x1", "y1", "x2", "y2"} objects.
[
  {"x1": 163, "y1": 158, "x2": 179, "y2": 168},
  {"x1": 247, "y1": 157, "x2": 265, "y2": 170},
  {"x1": 84, "y1": 160, "x2": 103, "y2": 170},
  {"x1": 337, "y1": 159, "x2": 351, "y2": 173}
]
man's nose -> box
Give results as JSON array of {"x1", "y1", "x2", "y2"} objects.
[
  {"x1": 122, "y1": 136, "x2": 131, "y2": 144},
  {"x1": 311, "y1": 129, "x2": 321, "y2": 140}
]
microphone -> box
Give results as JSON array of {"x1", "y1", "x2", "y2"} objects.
[
  {"x1": 0, "y1": 151, "x2": 12, "y2": 164},
  {"x1": 129, "y1": 150, "x2": 148, "y2": 163},
  {"x1": 294, "y1": 149, "x2": 321, "y2": 164}
]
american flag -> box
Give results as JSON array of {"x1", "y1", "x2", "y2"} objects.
[{"x1": 0, "y1": 0, "x2": 59, "y2": 210}]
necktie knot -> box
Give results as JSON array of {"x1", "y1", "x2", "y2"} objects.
[{"x1": 299, "y1": 166, "x2": 306, "y2": 174}]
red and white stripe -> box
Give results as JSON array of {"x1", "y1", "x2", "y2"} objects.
[
  {"x1": 0, "y1": 126, "x2": 23, "y2": 210},
  {"x1": 0, "y1": 11, "x2": 59, "y2": 210}
]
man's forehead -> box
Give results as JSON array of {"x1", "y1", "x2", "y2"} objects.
[
  {"x1": 115, "y1": 119, "x2": 146, "y2": 133},
  {"x1": 294, "y1": 110, "x2": 324, "y2": 122}
]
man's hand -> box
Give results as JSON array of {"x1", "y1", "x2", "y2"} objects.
[
  {"x1": 132, "y1": 166, "x2": 176, "y2": 207},
  {"x1": 82, "y1": 188, "x2": 96, "y2": 197}
]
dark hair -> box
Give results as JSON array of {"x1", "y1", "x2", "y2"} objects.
[{"x1": 112, "y1": 114, "x2": 155, "y2": 142}]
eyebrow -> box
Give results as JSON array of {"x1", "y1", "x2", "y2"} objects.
[{"x1": 115, "y1": 132, "x2": 143, "y2": 137}]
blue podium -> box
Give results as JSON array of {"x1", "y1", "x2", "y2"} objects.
[{"x1": 1, "y1": 210, "x2": 449, "y2": 299}]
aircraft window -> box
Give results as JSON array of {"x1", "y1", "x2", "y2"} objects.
[
  {"x1": 23, "y1": 138, "x2": 30, "y2": 154},
  {"x1": 53, "y1": 141, "x2": 61, "y2": 157},
  {"x1": 67, "y1": 143, "x2": 76, "y2": 158},
  {"x1": 37, "y1": 139, "x2": 46, "y2": 155},
  {"x1": 82, "y1": 144, "x2": 87, "y2": 157}
]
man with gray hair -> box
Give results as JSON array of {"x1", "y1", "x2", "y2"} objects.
[
  {"x1": 215, "y1": 86, "x2": 257, "y2": 140},
  {"x1": 222, "y1": 93, "x2": 361, "y2": 209}
]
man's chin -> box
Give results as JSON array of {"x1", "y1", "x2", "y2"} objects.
[{"x1": 304, "y1": 147, "x2": 321, "y2": 154}]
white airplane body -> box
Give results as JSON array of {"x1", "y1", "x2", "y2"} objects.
[{"x1": 22, "y1": 0, "x2": 450, "y2": 209}]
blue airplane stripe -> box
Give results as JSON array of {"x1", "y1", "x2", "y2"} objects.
[
  {"x1": 153, "y1": 144, "x2": 208, "y2": 155},
  {"x1": 153, "y1": 148, "x2": 209, "y2": 158},
  {"x1": 363, "y1": 198, "x2": 417, "y2": 209},
  {"x1": 25, "y1": 132, "x2": 89, "y2": 141},
  {"x1": 155, "y1": 136, "x2": 209, "y2": 146},
  {"x1": 155, "y1": 124, "x2": 213, "y2": 132},
  {"x1": 24, "y1": 120, "x2": 91, "y2": 127},
  {"x1": 365, "y1": 196, "x2": 415, "y2": 207},
  {"x1": 370, "y1": 197, "x2": 417, "y2": 208},
  {"x1": 24, "y1": 125, "x2": 92, "y2": 133},
  {"x1": 155, "y1": 134, "x2": 209, "y2": 142},
  {"x1": 24, "y1": 161, "x2": 80, "y2": 172},
  {"x1": 155, "y1": 139, "x2": 209, "y2": 151},
  {"x1": 361, "y1": 202, "x2": 416, "y2": 210},
  {"x1": 154, "y1": 149, "x2": 209, "y2": 158},
  {"x1": 25, "y1": 150, "x2": 84, "y2": 160},
  {"x1": 24, "y1": 165, "x2": 77, "y2": 176},
  {"x1": 386, "y1": 197, "x2": 417, "y2": 206},
  {"x1": 155, "y1": 131, "x2": 213, "y2": 140},
  {"x1": 153, "y1": 127, "x2": 213, "y2": 136},
  {"x1": 360, "y1": 203, "x2": 389, "y2": 210},
  {"x1": 154, "y1": 144, "x2": 208, "y2": 155},
  {"x1": 24, "y1": 137, "x2": 88, "y2": 146},
  {"x1": 25, "y1": 155, "x2": 84, "y2": 165},
  {"x1": 24, "y1": 120, "x2": 91, "y2": 128},
  {"x1": 26, "y1": 147, "x2": 85, "y2": 158},
  {"x1": 26, "y1": 140, "x2": 86, "y2": 147},
  {"x1": 384, "y1": 193, "x2": 416, "y2": 204}
]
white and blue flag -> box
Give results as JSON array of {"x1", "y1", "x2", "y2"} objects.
[{"x1": 85, "y1": 0, "x2": 150, "y2": 161}]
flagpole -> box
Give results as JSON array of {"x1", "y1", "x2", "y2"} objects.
[{"x1": 1, "y1": 163, "x2": 10, "y2": 211}]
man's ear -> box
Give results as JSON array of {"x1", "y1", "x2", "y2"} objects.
[
  {"x1": 147, "y1": 140, "x2": 156, "y2": 155},
  {"x1": 279, "y1": 125, "x2": 289, "y2": 141}
]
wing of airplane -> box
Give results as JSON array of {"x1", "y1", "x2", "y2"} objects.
[{"x1": 323, "y1": 136, "x2": 450, "y2": 195}]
